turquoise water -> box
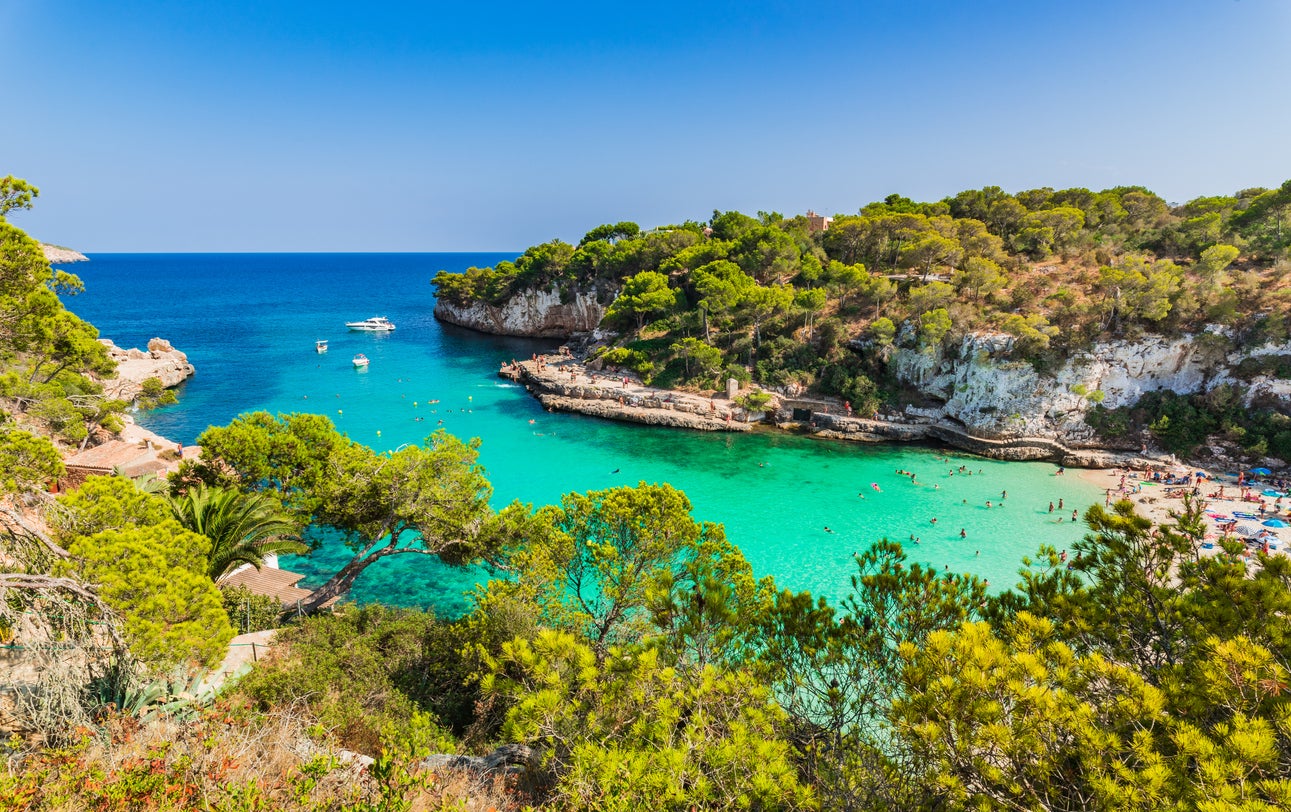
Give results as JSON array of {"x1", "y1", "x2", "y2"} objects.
[{"x1": 64, "y1": 254, "x2": 1102, "y2": 614}]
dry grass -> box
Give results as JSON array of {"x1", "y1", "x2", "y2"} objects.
[{"x1": 2, "y1": 702, "x2": 523, "y2": 811}]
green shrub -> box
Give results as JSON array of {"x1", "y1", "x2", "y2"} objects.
[
  {"x1": 222, "y1": 585, "x2": 284, "y2": 634},
  {"x1": 233, "y1": 605, "x2": 474, "y2": 754}
]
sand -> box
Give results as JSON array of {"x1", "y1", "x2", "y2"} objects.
[{"x1": 1076, "y1": 465, "x2": 1290, "y2": 560}]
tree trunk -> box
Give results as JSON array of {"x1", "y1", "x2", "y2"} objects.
[{"x1": 296, "y1": 547, "x2": 401, "y2": 614}]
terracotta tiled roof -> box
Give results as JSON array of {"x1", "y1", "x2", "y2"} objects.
[
  {"x1": 220, "y1": 566, "x2": 340, "y2": 609},
  {"x1": 63, "y1": 440, "x2": 152, "y2": 472}
]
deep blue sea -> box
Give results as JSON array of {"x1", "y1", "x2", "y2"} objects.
[{"x1": 61, "y1": 254, "x2": 1101, "y2": 615}]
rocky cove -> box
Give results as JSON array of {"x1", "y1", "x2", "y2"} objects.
[{"x1": 446, "y1": 284, "x2": 1291, "y2": 470}]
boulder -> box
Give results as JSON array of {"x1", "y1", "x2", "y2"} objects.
[{"x1": 99, "y1": 337, "x2": 195, "y2": 401}]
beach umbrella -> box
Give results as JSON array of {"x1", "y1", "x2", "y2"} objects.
[
  {"x1": 1251, "y1": 467, "x2": 1272, "y2": 476},
  {"x1": 1235, "y1": 524, "x2": 1259, "y2": 537},
  {"x1": 1262, "y1": 518, "x2": 1289, "y2": 528}
]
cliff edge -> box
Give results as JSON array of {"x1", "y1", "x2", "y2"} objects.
[
  {"x1": 41, "y1": 244, "x2": 89, "y2": 263},
  {"x1": 434, "y1": 285, "x2": 608, "y2": 337}
]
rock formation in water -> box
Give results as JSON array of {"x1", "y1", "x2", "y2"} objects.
[{"x1": 101, "y1": 337, "x2": 196, "y2": 401}]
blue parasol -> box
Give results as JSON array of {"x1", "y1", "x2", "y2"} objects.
[
  {"x1": 1251, "y1": 467, "x2": 1273, "y2": 476},
  {"x1": 1262, "y1": 518, "x2": 1289, "y2": 528}
]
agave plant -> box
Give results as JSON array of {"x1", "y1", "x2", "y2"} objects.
[
  {"x1": 166, "y1": 483, "x2": 307, "y2": 582},
  {"x1": 90, "y1": 661, "x2": 251, "y2": 723}
]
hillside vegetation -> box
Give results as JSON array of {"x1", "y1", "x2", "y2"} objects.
[
  {"x1": 7, "y1": 175, "x2": 1291, "y2": 809},
  {"x1": 434, "y1": 181, "x2": 1291, "y2": 460}
]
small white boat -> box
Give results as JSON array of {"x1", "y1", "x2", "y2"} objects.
[
  {"x1": 345, "y1": 316, "x2": 395, "y2": 332},
  {"x1": 316, "y1": 339, "x2": 329, "y2": 353},
  {"x1": 352, "y1": 353, "x2": 369, "y2": 368}
]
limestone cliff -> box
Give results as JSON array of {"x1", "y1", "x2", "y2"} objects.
[
  {"x1": 434, "y1": 285, "x2": 608, "y2": 337},
  {"x1": 888, "y1": 331, "x2": 1291, "y2": 444},
  {"x1": 101, "y1": 337, "x2": 196, "y2": 401},
  {"x1": 40, "y1": 244, "x2": 89, "y2": 263}
]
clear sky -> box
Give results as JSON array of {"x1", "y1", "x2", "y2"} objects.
[{"x1": 3, "y1": 0, "x2": 1289, "y2": 251}]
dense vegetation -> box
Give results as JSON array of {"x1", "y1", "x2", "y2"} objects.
[
  {"x1": 0, "y1": 176, "x2": 133, "y2": 447},
  {"x1": 6, "y1": 174, "x2": 1291, "y2": 809},
  {"x1": 1087, "y1": 384, "x2": 1291, "y2": 461},
  {"x1": 15, "y1": 463, "x2": 1291, "y2": 810},
  {"x1": 14, "y1": 397, "x2": 1291, "y2": 810},
  {"x1": 435, "y1": 182, "x2": 1291, "y2": 441}
]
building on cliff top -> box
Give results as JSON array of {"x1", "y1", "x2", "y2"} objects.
[{"x1": 806, "y1": 210, "x2": 834, "y2": 232}]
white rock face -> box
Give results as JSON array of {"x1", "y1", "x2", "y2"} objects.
[
  {"x1": 100, "y1": 337, "x2": 195, "y2": 401},
  {"x1": 892, "y1": 332, "x2": 1291, "y2": 442},
  {"x1": 433, "y1": 286, "x2": 607, "y2": 337},
  {"x1": 40, "y1": 244, "x2": 89, "y2": 263}
]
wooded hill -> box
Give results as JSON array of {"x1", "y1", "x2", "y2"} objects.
[{"x1": 434, "y1": 181, "x2": 1291, "y2": 460}]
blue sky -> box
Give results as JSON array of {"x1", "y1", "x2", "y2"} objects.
[{"x1": 3, "y1": 0, "x2": 1289, "y2": 251}]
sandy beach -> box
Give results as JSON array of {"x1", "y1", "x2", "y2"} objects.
[{"x1": 1077, "y1": 464, "x2": 1291, "y2": 560}]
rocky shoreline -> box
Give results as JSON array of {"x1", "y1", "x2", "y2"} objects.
[
  {"x1": 40, "y1": 244, "x2": 89, "y2": 263},
  {"x1": 100, "y1": 337, "x2": 196, "y2": 402},
  {"x1": 501, "y1": 354, "x2": 1169, "y2": 470},
  {"x1": 435, "y1": 285, "x2": 608, "y2": 337},
  {"x1": 501, "y1": 355, "x2": 751, "y2": 432}
]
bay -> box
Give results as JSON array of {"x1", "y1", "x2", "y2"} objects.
[{"x1": 63, "y1": 253, "x2": 1103, "y2": 614}]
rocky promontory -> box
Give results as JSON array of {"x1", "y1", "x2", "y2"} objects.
[
  {"x1": 502, "y1": 352, "x2": 1188, "y2": 469},
  {"x1": 435, "y1": 285, "x2": 609, "y2": 337},
  {"x1": 100, "y1": 337, "x2": 195, "y2": 401},
  {"x1": 500, "y1": 351, "x2": 1182, "y2": 469},
  {"x1": 40, "y1": 244, "x2": 89, "y2": 263},
  {"x1": 502, "y1": 357, "x2": 751, "y2": 432}
]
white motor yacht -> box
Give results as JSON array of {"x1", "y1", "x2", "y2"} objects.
[
  {"x1": 345, "y1": 316, "x2": 396, "y2": 332},
  {"x1": 352, "y1": 353, "x2": 370, "y2": 368}
]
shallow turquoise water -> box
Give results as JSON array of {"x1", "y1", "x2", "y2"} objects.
[{"x1": 65, "y1": 254, "x2": 1102, "y2": 614}]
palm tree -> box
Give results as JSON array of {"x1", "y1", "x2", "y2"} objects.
[{"x1": 166, "y1": 484, "x2": 306, "y2": 582}]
